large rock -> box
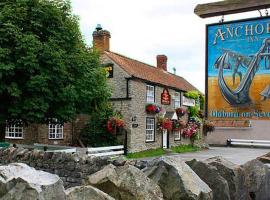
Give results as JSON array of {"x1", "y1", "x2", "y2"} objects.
[
  {"x1": 187, "y1": 159, "x2": 230, "y2": 200},
  {"x1": 206, "y1": 156, "x2": 249, "y2": 200},
  {"x1": 65, "y1": 185, "x2": 115, "y2": 200},
  {"x1": 0, "y1": 163, "x2": 65, "y2": 200},
  {"x1": 85, "y1": 164, "x2": 163, "y2": 200},
  {"x1": 143, "y1": 156, "x2": 213, "y2": 200},
  {"x1": 242, "y1": 159, "x2": 270, "y2": 200}
]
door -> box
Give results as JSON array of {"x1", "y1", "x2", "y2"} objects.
[{"x1": 162, "y1": 129, "x2": 168, "y2": 149}]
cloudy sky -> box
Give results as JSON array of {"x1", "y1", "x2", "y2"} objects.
[{"x1": 71, "y1": 0, "x2": 261, "y2": 92}]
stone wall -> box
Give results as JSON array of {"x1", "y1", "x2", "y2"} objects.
[{"x1": 0, "y1": 147, "x2": 109, "y2": 188}]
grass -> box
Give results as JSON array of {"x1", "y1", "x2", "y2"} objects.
[
  {"x1": 171, "y1": 144, "x2": 200, "y2": 153},
  {"x1": 125, "y1": 144, "x2": 201, "y2": 159},
  {"x1": 126, "y1": 148, "x2": 166, "y2": 159},
  {"x1": 0, "y1": 142, "x2": 10, "y2": 148}
]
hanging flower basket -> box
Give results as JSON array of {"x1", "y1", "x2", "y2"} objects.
[
  {"x1": 157, "y1": 117, "x2": 172, "y2": 131},
  {"x1": 146, "y1": 103, "x2": 162, "y2": 114},
  {"x1": 175, "y1": 107, "x2": 186, "y2": 118},
  {"x1": 107, "y1": 117, "x2": 124, "y2": 135},
  {"x1": 172, "y1": 120, "x2": 186, "y2": 131},
  {"x1": 162, "y1": 118, "x2": 173, "y2": 131},
  {"x1": 203, "y1": 121, "x2": 215, "y2": 136}
]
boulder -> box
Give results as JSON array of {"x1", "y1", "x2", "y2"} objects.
[
  {"x1": 257, "y1": 152, "x2": 270, "y2": 164},
  {"x1": 0, "y1": 163, "x2": 65, "y2": 200},
  {"x1": 242, "y1": 159, "x2": 270, "y2": 200},
  {"x1": 143, "y1": 156, "x2": 213, "y2": 200},
  {"x1": 206, "y1": 156, "x2": 249, "y2": 200},
  {"x1": 187, "y1": 159, "x2": 230, "y2": 200},
  {"x1": 65, "y1": 185, "x2": 115, "y2": 200},
  {"x1": 85, "y1": 164, "x2": 163, "y2": 200}
]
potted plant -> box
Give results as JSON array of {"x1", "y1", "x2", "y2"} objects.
[
  {"x1": 107, "y1": 115, "x2": 124, "y2": 135},
  {"x1": 162, "y1": 118, "x2": 173, "y2": 131},
  {"x1": 157, "y1": 117, "x2": 172, "y2": 131},
  {"x1": 203, "y1": 120, "x2": 215, "y2": 136},
  {"x1": 172, "y1": 120, "x2": 186, "y2": 131},
  {"x1": 145, "y1": 103, "x2": 162, "y2": 114},
  {"x1": 182, "y1": 120, "x2": 200, "y2": 146},
  {"x1": 175, "y1": 107, "x2": 186, "y2": 118}
]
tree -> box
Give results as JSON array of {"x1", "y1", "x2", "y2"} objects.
[{"x1": 0, "y1": 0, "x2": 110, "y2": 140}]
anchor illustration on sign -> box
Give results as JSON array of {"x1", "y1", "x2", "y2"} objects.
[{"x1": 214, "y1": 38, "x2": 270, "y2": 107}]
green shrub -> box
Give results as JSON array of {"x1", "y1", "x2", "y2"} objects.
[{"x1": 80, "y1": 105, "x2": 118, "y2": 147}]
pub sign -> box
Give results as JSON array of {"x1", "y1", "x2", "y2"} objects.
[
  {"x1": 207, "y1": 16, "x2": 270, "y2": 120},
  {"x1": 161, "y1": 88, "x2": 171, "y2": 105}
]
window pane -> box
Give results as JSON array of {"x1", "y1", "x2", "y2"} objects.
[{"x1": 48, "y1": 123, "x2": 63, "y2": 139}]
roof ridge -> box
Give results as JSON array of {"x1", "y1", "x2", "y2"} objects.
[
  {"x1": 106, "y1": 51, "x2": 186, "y2": 79},
  {"x1": 106, "y1": 51, "x2": 156, "y2": 69}
]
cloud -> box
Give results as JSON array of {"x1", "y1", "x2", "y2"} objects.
[{"x1": 71, "y1": 0, "x2": 263, "y2": 93}]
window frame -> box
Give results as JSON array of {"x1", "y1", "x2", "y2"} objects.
[
  {"x1": 174, "y1": 130, "x2": 181, "y2": 141},
  {"x1": 174, "y1": 91, "x2": 181, "y2": 108},
  {"x1": 146, "y1": 117, "x2": 155, "y2": 142},
  {"x1": 5, "y1": 123, "x2": 24, "y2": 139},
  {"x1": 48, "y1": 122, "x2": 64, "y2": 140},
  {"x1": 146, "y1": 84, "x2": 155, "y2": 103}
]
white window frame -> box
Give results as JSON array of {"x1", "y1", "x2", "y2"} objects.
[
  {"x1": 48, "y1": 122, "x2": 64, "y2": 140},
  {"x1": 174, "y1": 130, "x2": 181, "y2": 141},
  {"x1": 5, "y1": 123, "x2": 24, "y2": 139},
  {"x1": 146, "y1": 118, "x2": 155, "y2": 142},
  {"x1": 174, "y1": 92, "x2": 181, "y2": 108},
  {"x1": 146, "y1": 85, "x2": 155, "y2": 103}
]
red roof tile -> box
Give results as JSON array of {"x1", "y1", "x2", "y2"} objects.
[{"x1": 104, "y1": 51, "x2": 198, "y2": 92}]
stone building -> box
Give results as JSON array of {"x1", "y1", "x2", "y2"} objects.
[
  {"x1": 4, "y1": 26, "x2": 198, "y2": 151},
  {"x1": 4, "y1": 114, "x2": 88, "y2": 146},
  {"x1": 93, "y1": 26, "x2": 198, "y2": 152}
]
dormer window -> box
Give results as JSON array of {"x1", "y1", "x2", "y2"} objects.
[{"x1": 146, "y1": 85, "x2": 155, "y2": 103}]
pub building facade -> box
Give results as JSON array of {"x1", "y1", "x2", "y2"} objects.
[
  {"x1": 94, "y1": 26, "x2": 198, "y2": 152},
  {"x1": 4, "y1": 26, "x2": 198, "y2": 152}
]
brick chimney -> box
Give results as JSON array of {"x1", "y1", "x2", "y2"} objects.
[
  {"x1": 92, "y1": 24, "x2": 111, "y2": 53},
  {"x1": 156, "y1": 55, "x2": 167, "y2": 71}
]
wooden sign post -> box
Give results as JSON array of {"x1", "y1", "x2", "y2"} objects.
[{"x1": 194, "y1": 0, "x2": 270, "y2": 18}]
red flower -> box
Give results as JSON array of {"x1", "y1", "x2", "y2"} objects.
[
  {"x1": 107, "y1": 120, "x2": 114, "y2": 133},
  {"x1": 162, "y1": 119, "x2": 173, "y2": 130}
]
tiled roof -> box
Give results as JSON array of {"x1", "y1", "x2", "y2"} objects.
[{"x1": 104, "y1": 51, "x2": 198, "y2": 92}]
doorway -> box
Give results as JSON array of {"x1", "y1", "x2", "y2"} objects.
[{"x1": 162, "y1": 129, "x2": 169, "y2": 149}]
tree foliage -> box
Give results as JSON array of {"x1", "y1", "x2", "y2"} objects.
[
  {"x1": 0, "y1": 0, "x2": 110, "y2": 128},
  {"x1": 80, "y1": 105, "x2": 118, "y2": 147}
]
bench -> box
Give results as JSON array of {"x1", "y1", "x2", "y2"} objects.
[
  {"x1": 87, "y1": 145, "x2": 125, "y2": 157},
  {"x1": 227, "y1": 139, "x2": 270, "y2": 147}
]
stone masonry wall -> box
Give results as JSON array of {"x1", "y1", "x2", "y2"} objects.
[
  {"x1": 5, "y1": 115, "x2": 89, "y2": 146},
  {"x1": 0, "y1": 147, "x2": 110, "y2": 188},
  {"x1": 101, "y1": 55, "x2": 131, "y2": 99},
  {"x1": 128, "y1": 79, "x2": 191, "y2": 152}
]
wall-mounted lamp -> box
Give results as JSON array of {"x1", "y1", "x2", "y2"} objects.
[{"x1": 132, "y1": 116, "x2": 137, "y2": 122}]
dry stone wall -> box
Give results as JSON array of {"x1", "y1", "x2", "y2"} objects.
[{"x1": 0, "y1": 147, "x2": 110, "y2": 188}]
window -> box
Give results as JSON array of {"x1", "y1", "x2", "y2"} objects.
[
  {"x1": 49, "y1": 123, "x2": 64, "y2": 139},
  {"x1": 5, "y1": 124, "x2": 23, "y2": 139},
  {"x1": 174, "y1": 130, "x2": 181, "y2": 141},
  {"x1": 146, "y1": 118, "x2": 155, "y2": 142},
  {"x1": 146, "y1": 85, "x2": 155, "y2": 103},
  {"x1": 174, "y1": 92, "x2": 181, "y2": 108}
]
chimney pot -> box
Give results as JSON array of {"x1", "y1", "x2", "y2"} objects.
[
  {"x1": 92, "y1": 24, "x2": 111, "y2": 53},
  {"x1": 156, "y1": 55, "x2": 167, "y2": 71}
]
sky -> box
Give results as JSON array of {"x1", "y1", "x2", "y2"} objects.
[{"x1": 71, "y1": 0, "x2": 262, "y2": 93}]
